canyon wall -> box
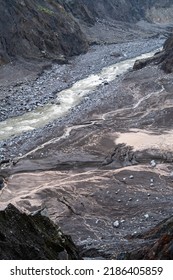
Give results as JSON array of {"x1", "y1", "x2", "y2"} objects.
[{"x1": 1, "y1": 0, "x2": 173, "y2": 65}]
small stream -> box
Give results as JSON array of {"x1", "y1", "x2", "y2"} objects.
[{"x1": 0, "y1": 49, "x2": 158, "y2": 141}]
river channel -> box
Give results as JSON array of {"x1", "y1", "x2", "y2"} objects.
[{"x1": 0, "y1": 49, "x2": 160, "y2": 141}]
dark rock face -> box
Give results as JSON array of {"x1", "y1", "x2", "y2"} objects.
[
  {"x1": 133, "y1": 50, "x2": 164, "y2": 70},
  {"x1": 0, "y1": 204, "x2": 80, "y2": 260},
  {"x1": 133, "y1": 35, "x2": 173, "y2": 73},
  {"x1": 0, "y1": 0, "x2": 88, "y2": 65},
  {"x1": 0, "y1": 177, "x2": 4, "y2": 190},
  {"x1": 121, "y1": 216, "x2": 173, "y2": 260},
  {"x1": 160, "y1": 36, "x2": 173, "y2": 73},
  {"x1": 63, "y1": 0, "x2": 96, "y2": 26}
]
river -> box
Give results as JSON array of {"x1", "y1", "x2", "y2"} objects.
[{"x1": 0, "y1": 49, "x2": 159, "y2": 141}]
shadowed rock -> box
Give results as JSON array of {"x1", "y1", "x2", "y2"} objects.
[
  {"x1": 133, "y1": 34, "x2": 173, "y2": 73},
  {"x1": 160, "y1": 36, "x2": 173, "y2": 73},
  {"x1": 0, "y1": 0, "x2": 88, "y2": 65},
  {"x1": 120, "y1": 216, "x2": 173, "y2": 260},
  {"x1": 0, "y1": 204, "x2": 80, "y2": 260}
]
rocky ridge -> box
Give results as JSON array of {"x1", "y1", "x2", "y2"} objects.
[
  {"x1": 0, "y1": 0, "x2": 88, "y2": 65},
  {"x1": 0, "y1": 204, "x2": 80, "y2": 259},
  {"x1": 134, "y1": 34, "x2": 173, "y2": 73}
]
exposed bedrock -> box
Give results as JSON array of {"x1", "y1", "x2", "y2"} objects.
[
  {"x1": 133, "y1": 34, "x2": 173, "y2": 73},
  {"x1": 0, "y1": 204, "x2": 80, "y2": 260},
  {"x1": 0, "y1": 0, "x2": 88, "y2": 65},
  {"x1": 120, "y1": 215, "x2": 173, "y2": 260}
]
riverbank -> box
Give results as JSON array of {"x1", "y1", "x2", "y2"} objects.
[{"x1": 0, "y1": 38, "x2": 164, "y2": 161}]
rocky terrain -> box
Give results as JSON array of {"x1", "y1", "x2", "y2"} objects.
[
  {"x1": 64, "y1": 0, "x2": 173, "y2": 24},
  {"x1": 1, "y1": 0, "x2": 173, "y2": 65},
  {"x1": 0, "y1": 204, "x2": 80, "y2": 259},
  {"x1": 1, "y1": 0, "x2": 173, "y2": 260},
  {"x1": 121, "y1": 215, "x2": 173, "y2": 260},
  {"x1": 0, "y1": 0, "x2": 88, "y2": 65},
  {"x1": 134, "y1": 33, "x2": 173, "y2": 73}
]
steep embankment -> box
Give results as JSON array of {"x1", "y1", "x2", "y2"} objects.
[
  {"x1": 160, "y1": 35, "x2": 173, "y2": 73},
  {"x1": 133, "y1": 34, "x2": 173, "y2": 73},
  {"x1": 0, "y1": 0, "x2": 88, "y2": 65}
]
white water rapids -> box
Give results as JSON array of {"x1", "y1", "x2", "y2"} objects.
[{"x1": 0, "y1": 50, "x2": 158, "y2": 141}]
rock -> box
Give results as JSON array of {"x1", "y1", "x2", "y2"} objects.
[
  {"x1": 159, "y1": 36, "x2": 173, "y2": 73},
  {"x1": 133, "y1": 33, "x2": 173, "y2": 73},
  {"x1": 103, "y1": 81, "x2": 109, "y2": 85},
  {"x1": 121, "y1": 215, "x2": 173, "y2": 259},
  {"x1": 113, "y1": 220, "x2": 120, "y2": 228},
  {"x1": 150, "y1": 160, "x2": 156, "y2": 167},
  {"x1": 133, "y1": 58, "x2": 149, "y2": 70},
  {"x1": 0, "y1": 50, "x2": 10, "y2": 65},
  {"x1": 129, "y1": 175, "x2": 134, "y2": 179},
  {"x1": 110, "y1": 52, "x2": 121, "y2": 57},
  {"x1": 0, "y1": 177, "x2": 4, "y2": 190},
  {"x1": 0, "y1": 0, "x2": 88, "y2": 65},
  {"x1": 144, "y1": 214, "x2": 149, "y2": 219},
  {"x1": 0, "y1": 204, "x2": 80, "y2": 260}
]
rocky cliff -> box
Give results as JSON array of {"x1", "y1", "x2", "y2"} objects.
[
  {"x1": 0, "y1": 204, "x2": 80, "y2": 260},
  {"x1": 133, "y1": 34, "x2": 173, "y2": 73},
  {"x1": 160, "y1": 35, "x2": 173, "y2": 73},
  {"x1": 1, "y1": 0, "x2": 173, "y2": 65},
  {"x1": 0, "y1": 0, "x2": 88, "y2": 65},
  {"x1": 121, "y1": 215, "x2": 173, "y2": 260}
]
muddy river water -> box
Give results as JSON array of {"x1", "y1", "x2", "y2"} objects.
[{"x1": 0, "y1": 50, "x2": 158, "y2": 141}]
